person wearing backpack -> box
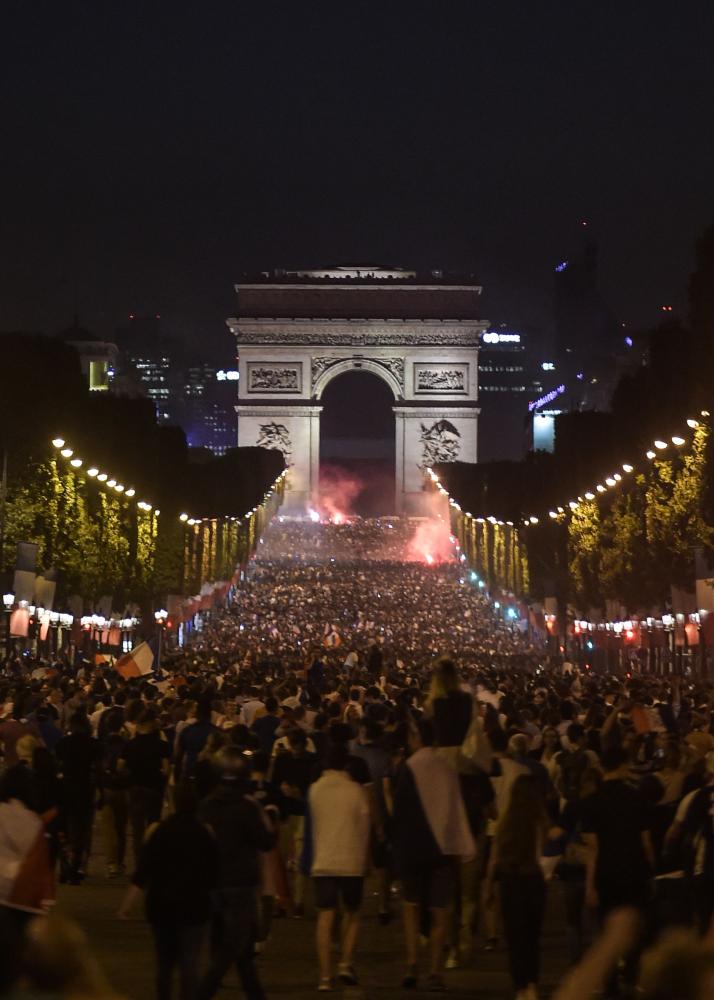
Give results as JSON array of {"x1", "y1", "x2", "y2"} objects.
[{"x1": 552, "y1": 724, "x2": 599, "y2": 807}]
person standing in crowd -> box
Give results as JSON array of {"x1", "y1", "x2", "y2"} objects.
[
  {"x1": 581, "y1": 745, "x2": 655, "y2": 995},
  {"x1": 251, "y1": 696, "x2": 281, "y2": 755},
  {"x1": 174, "y1": 700, "x2": 216, "y2": 781},
  {"x1": 99, "y1": 709, "x2": 129, "y2": 878},
  {"x1": 0, "y1": 702, "x2": 42, "y2": 768},
  {"x1": 118, "y1": 783, "x2": 220, "y2": 1000},
  {"x1": 197, "y1": 747, "x2": 275, "y2": 1000},
  {"x1": 307, "y1": 742, "x2": 371, "y2": 992},
  {"x1": 272, "y1": 727, "x2": 316, "y2": 917},
  {"x1": 55, "y1": 710, "x2": 102, "y2": 884},
  {"x1": 393, "y1": 719, "x2": 475, "y2": 992},
  {"x1": 677, "y1": 750, "x2": 714, "y2": 935},
  {"x1": 120, "y1": 708, "x2": 170, "y2": 862},
  {"x1": 485, "y1": 773, "x2": 550, "y2": 1000},
  {"x1": 424, "y1": 657, "x2": 472, "y2": 751}
]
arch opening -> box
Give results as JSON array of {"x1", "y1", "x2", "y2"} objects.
[{"x1": 319, "y1": 369, "x2": 395, "y2": 517}]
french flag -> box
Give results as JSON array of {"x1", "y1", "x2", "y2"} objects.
[{"x1": 114, "y1": 638, "x2": 157, "y2": 680}]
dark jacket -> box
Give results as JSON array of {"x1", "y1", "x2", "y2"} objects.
[
  {"x1": 133, "y1": 812, "x2": 220, "y2": 925},
  {"x1": 199, "y1": 781, "x2": 275, "y2": 889}
]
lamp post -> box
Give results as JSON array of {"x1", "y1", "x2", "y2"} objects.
[
  {"x1": 3, "y1": 592, "x2": 14, "y2": 655},
  {"x1": 154, "y1": 609, "x2": 168, "y2": 670}
]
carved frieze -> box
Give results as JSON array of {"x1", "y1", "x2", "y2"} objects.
[
  {"x1": 229, "y1": 322, "x2": 482, "y2": 347},
  {"x1": 247, "y1": 362, "x2": 302, "y2": 393},
  {"x1": 414, "y1": 363, "x2": 468, "y2": 394}
]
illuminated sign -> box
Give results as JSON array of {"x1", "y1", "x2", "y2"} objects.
[
  {"x1": 216, "y1": 370, "x2": 239, "y2": 381},
  {"x1": 555, "y1": 261, "x2": 569, "y2": 273},
  {"x1": 481, "y1": 331, "x2": 521, "y2": 344},
  {"x1": 541, "y1": 361, "x2": 555, "y2": 371},
  {"x1": 528, "y1": 384, "x2": 565, "y2": 412}
]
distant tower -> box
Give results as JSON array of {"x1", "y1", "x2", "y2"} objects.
[{"x1": 553, "y1": 229, "x2": 621, "y2": 407}]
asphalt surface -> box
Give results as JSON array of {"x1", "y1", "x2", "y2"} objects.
[{"x1": 57, "y1": 861, "x2": 574, "y2": 999}]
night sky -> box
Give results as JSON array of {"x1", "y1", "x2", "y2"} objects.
[{"x1": 3, "y1": 1, "x2": 713, "y2": 358}]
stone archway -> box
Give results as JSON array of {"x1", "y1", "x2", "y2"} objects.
[
  {"x1": 318, "y1": 366, "x2": 397, "y2": 516},
  {"x1": 228, "y1": 269, "x2": 486, "y2": 513}
]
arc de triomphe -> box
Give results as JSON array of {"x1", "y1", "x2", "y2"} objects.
[{"x1": 227, "y1": 267, "x2": 487, "y2": 514}]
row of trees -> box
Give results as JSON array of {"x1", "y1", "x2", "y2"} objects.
[
  {"x1": 567, "y1": 420, "x2": 712, "y2": 612},
  {"x1": 435, "y1": 222, "x2": 714, "y2": 614},
  {"x1": 0, "y1": 334, "x2": 285, "y2": 614}
]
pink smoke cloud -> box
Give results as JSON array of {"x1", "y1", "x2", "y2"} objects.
[{"x1": 315, "y1": 464, "x2": 365, "y2": 522}]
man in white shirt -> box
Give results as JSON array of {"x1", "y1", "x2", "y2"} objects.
[
  {"x1": 308, "y1": 744, "x2": 371, "y2": 991},
  {"x1": 240, "y1": 687, "x2": 265, "y2": 728}
]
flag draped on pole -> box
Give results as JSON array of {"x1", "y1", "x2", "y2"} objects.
[{"x1": 114, "y1": 639, "x2": 156, "y2": 680}]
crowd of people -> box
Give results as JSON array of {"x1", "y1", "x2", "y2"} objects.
[{"x1": 0, "y1": 516, "x2": 713, "y2": 999}]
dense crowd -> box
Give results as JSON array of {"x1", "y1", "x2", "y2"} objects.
[{"x1": 0, "y1": 518, "x2": 714, "y2": 1000}]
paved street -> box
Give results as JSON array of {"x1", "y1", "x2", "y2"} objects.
[{"x1": 58, "y1": 861, "x2": 572, "y2": 998}]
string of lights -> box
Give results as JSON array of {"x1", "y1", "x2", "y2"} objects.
[
  {"x1": 52, "y1": 437, "x2": 157, "y2": 515},
  {"x1": 425, "y1": 408, "x2": 710, "y2": 528},
  {"x1": 53, "y1": 437, "x2": 287, "y2": 526}
]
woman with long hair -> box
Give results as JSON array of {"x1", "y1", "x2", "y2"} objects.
[
  {"x1": 424, "y1": 657, "x2": 472, "y2": 749},
  {"x1": 485, "y1": 773, "x2": 549, "y2": 1000}
]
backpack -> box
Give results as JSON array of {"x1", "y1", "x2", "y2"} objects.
[{"x1": 557, "y1": 749, "x2": 589, "y2": 801}]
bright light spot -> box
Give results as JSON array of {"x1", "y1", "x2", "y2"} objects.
[
  {"x1": 87, "y1": 467, "x2": 98, "y2": 477},
  {"x1": 425, "y1": 553, "x2": 434, "y2": 565},
  {"x1": 606, "y1": 477, "x2": 616, "y2": 487},
  {"x1": 179, "y1": 513, "x2": 189, "y2": 521},
  {"x1": 671, "y1": 436, "x2": 685, "y2": 446},
  {"x1": 307, "y1": 508, "x2": 320, "y2": 523},
  {"x1": 596, "y1": 484, "x2": 606, "y2": 493},
  {"x1": 60, "y1": 448, "x2": 73, "y2": 458},
  {"x1": 478, "y1": 580, "x2": 485, "y2": 588},
  {"x1": 107, "y1": 479, "x2": 117, "y2": 488},
  {"x1": 687, "y1": 419, "x2": 699, "y2": 429},
  {"x1": 507, "y1": 607, "x2": 518, "y2": 620},
  {"x1": 471, "y1": 571, "x2": 478, "y2": 581},
  {"x1": 646, "y1": 450, "x2": 656, "y2": 460},
  {"x1": 549, "y1": 510, "x2": 558, "y2": 519},
  {"x1": 654, "y1": 440, "x2": 667, "y2": 450},
  {"x1": 613, "y1": 473, "x2": 622, "y2": 481},
  {"x1": 125, "y1": 488, "x2": 135, "y2": 497},
  {"x1": 114, "y1": 484, "x2": 124, "y2": 492},
  {"x1": 70, "y1": 458, "x2": 82, "y2": 468},
  {"x1": 52, "y1": 438, "x2": 65, "y2": 449},
  {"x1": 622, "y1": 463, "x2": 633, "y2": 473},
  {"x1": 584, "y1": 492, "x2": 595, "y2": 500},
  {"x1": 97, "y1": 473, "x2": 108, "y2": 482},
  {"x1": 494, "y1": 601, "x2": 501, "y2": 609}
]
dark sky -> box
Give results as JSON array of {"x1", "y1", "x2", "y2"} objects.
[{"x1": 2, "y1": 1, "x2": 713, "y2": 359}]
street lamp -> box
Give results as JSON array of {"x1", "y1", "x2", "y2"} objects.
[{"x1": 3, "y1": 592, "x2": 13, "y2": 655}]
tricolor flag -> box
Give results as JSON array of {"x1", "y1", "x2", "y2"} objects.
[{"x1": 114, "y1": 639, "x2": 157, "y2": 680}]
